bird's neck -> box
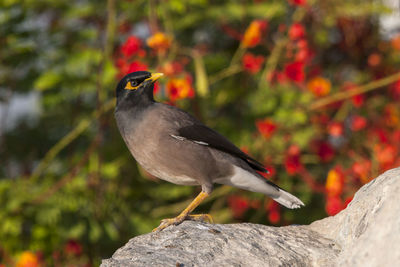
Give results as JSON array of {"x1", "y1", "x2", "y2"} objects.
[{"x1": 117, "y1": 95, "x2": 154, "y2": 113}]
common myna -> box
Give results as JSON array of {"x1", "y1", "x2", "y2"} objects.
[{"x1": 115, "y1": 71, "x2": 304, "y2": 232}]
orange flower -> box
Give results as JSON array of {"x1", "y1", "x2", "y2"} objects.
[
  {"x1": 325, "y1": 167, "x2": 344, "y2": 197},
  {"x1": 166, "y1": 76, "x2": 195, "y2": 102},
  {"x1": 16, "y1": 251, "x2": 39, "y2": 267},
  {"x1": 391, "y1": 34, "x2": 400, "y2": 50},
  {"x1": 307, "y1": 76, "x2": 331, "y2": 97},
  {"x1": 146, "y1": 32, "x2": 172, "y2": 53},
  {"x1": 242, "y1": 20, "x2": 267, "y2": 48},
  {"x1": 367, "y1": 53, "x2": 381, "y2": 67}
]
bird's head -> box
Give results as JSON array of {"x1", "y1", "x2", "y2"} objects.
[{"x1": 115, "y1": 71, "x2": 163, "y2": 104}]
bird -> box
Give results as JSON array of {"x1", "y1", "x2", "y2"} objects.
[{"x1": 114, "y1": 71, "x2": 304, "y2": 232}]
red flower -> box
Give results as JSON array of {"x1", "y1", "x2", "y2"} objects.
[
  {"x1": 289, "y1": 0, "x2": 307, "y2": 6},
  {"x1": 153, "y1": 82, "x2": 160, "y2": 95},
  {"x1": 297, "y1": 39, "x2": 308, "y2": 49},
  {"x1": 266, "y1": 200, "x2": 281, "y2": 224},
  {"x1": 350, "y1": 115, "x2": 367, "y2": 131},
  {"x1": 64, "y1": 240, "x2": 83, "y2": 256},
  {"x1": 295, "y1": 47, "x2": 313, "y2": 63},
  {"x1": 256, "y1": 119, "x2": 277, "y2": 139},
  {"x1": 344, "y1": 196, "x2": 353, "y2": 208},
  {"x1": 284, "y1": 145, "x2": 302, "y2": 175},
  {"x1": 284, "y1": 61, "x2": 305, "y2": 82},
  {"x1": 352, "y1": 94, "x2": 365, "y2": 107},
  {"x1": 328, "y1": 122, "x2": 343, "y2": 137},
  {"x1": 343, "y1": 82, "x2": 364, "y2": 108},
  {"x1": 242, "y1": 53, "x2": 264, "y2": 74},
  {"x1": 313, "y1": 141, "x2": 334, "y2": 162},
  {"x1": 228, "y1": 195, "x2": 250, "y2": 218},
  {"x1": 121, "y1": 36, "x2": 142, "y2": 57},
  {"x1": 289, "y1": 23, "x2": 306, "y2": 40},
  {"x1": 127, "y1": 61, "x2": 148, "y2": 73},
  {"x1": 325, "y1": 196, "x2": 343, "y2": 216},
  {"x1": 390, "y1": 79, "x2": 400, "y2": 100}
]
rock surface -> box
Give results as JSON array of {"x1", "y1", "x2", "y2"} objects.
[{"x1": 101, "y1": 168, "x2": 400, "y2": 267}]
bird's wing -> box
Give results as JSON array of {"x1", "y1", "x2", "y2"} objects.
[{"x1": 176, "y1": 124, "x2": 268, "y2": 173}]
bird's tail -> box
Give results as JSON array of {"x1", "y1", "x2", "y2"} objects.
[
  {"x1": 271, "y1": 187, "x2": 304, "y2": 209},
  {"x1": 216, "y1": 165, "x2": 305, "y2": 209}
]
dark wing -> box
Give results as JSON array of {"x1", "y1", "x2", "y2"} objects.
[{"x1": 177, "y1": 124, "x2": 269, "y2": 173}]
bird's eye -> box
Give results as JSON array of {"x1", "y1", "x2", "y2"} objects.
[{"x1": 130, "y1": 80, "x2": 139, "y2": 87}]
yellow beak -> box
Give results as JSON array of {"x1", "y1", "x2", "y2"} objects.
[{"x1": 145, "y1": 72, "x2": 164, "y2": 82}]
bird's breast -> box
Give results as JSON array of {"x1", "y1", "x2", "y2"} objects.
[{"x1": 115, "y1": 109, "x2": 199, "y2": 186}]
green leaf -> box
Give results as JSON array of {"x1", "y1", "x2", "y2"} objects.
[
  {"x1": 34, "y1": 71, "x2": 62, "y2": 91},
  {"x1": 193, "y1": 50, "x2": 209, "y2": 97}
]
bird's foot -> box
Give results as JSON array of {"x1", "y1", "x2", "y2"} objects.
[{"x1": 152, "y1": 214, "x2": 213, "y2": 232}]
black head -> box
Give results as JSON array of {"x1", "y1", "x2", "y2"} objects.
[{"x1": 115, "y1": 71, "x2": 163, "y2": 106}]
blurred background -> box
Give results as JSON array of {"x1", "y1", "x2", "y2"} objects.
[{"x1": 1, "y1": 0, "x2": 400, "y2": 265}]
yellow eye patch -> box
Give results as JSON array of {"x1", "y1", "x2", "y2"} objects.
[{"x1": 124, "y1": 81, "x2": 139, "y2": 90}]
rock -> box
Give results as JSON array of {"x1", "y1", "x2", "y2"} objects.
[
  {"x1": 101, "y1": 168, "x2": 400, "y2": 267},
  {"x1": 310, "y1": 167, "x2": 400, "y2": 266}
]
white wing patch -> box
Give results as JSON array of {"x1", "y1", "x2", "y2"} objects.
[
  {"x1": 193, "y1": 140, "x2": 208, "y2": 146},
  {"x1": 170, "y1": 134, "x2": 209, "y2": 146},
  {"x1": 170, "y1": 134, "x2": 186, "y2": 141}
]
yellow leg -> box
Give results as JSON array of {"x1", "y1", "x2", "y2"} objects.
[{"x1": 152, "y1": 191, "x2": 212, "y2": 232}]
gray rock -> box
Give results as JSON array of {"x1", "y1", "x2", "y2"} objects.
[
  {"x1": 101, "y1": 167, "x2": 400, "y2": 267},
  {"x1": 310, "y1": 167, "x2": 400, "y2": 266}
]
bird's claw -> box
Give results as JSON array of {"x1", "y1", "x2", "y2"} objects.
[{"x1": 152, "y1": 214, "x2": 213, "y2": 232}]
